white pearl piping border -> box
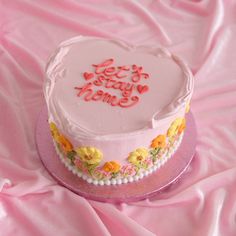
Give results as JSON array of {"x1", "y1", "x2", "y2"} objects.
[{"x1": 53, "y1": 133, "x2": 183, "y2": 186}]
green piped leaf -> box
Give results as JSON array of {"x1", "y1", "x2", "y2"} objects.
[
  {"x1": 66, "y1": 150, "x2": 76, "y2": 164},
  {"x1": 150, "y1": 147, "x2": 161, "y2": 158},
  {"x1": 87, "y1": 163, "x2": 100, "y2": 175},
  {"x1": 57, "y1": 143, "x2": 62, "y2": 152},
  {"x1": 111, "y1": 172, "x2": 119, "y2": 179}
]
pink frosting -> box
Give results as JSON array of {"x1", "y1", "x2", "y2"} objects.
[{"x1": 44, "y1": 36, "x2": 194, "y2": 163}]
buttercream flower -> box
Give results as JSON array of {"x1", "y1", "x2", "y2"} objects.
[
  {"x1": 74, "y1": 159, "x2": 87, "y2": 173},
  {"x1": 58, "y1": 134, "x2": 73, "y2": 153},
  {"x1": 185, "y1": 102, "x2": 190, "y2": 113},
  {"x1": 120, "y1": 164, "x2": 136, "y2": 177},
  {"x1": 102, "y1": 161, "x2": 121, "y2": 173},
  {"x1": 151, "y1": 134, "x2": 166, "y2": 149},
  {"x1": 167, "y1": 118, "x2": 183, "y2": 138},
  {"x1": 178, "y1": 118, "x2": 186, "y2": 134},
  {"x1": 143, "y1": 157, "x2": 154, "y2": 168},
  {"x1": 92, "y1": 168, "x2": 111, "y2": 179},
  {"x1": 76, "y1": 147, "x2": 103, "y2": 165},
  {"x1": 128, "y1": 148, "x2": 149, "y2": 165},
  {"x1": 49, "y1": 122, "x2": 60, "y2": 141}
]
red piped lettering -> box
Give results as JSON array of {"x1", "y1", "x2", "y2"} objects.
[
  {"x1": 75, "y1": 58, "x2": 150, "y2": 109},
  {"x1": 75, "y1": 83, "x2": 93, "y2": 99},
  {"x1": 131, "y1": 64, "x2": 149, "y2": 82},
  {"x1": 92, "y1": 58, "x2": 114, "y2": 74},
  {"x1": 93, "y1": 75, "x2": 105, "y2": 86},
  {"x1": 104, "y1": 67, "x2": 116, "y2": 76},
  {"x1": 119, "y1": 96, "x2": 139, "y2": 108},
  {"x1": 92, "y1": 90, "x2": 104, "y2": 101},
  {"x1": 122, "y1": 83, "x2": 135, "y2": 97},
  {"x1": 116, "y1": 65, "x2": 130, "y2": 78},
  {"x1": 105, "y1": 78, "x2": 116, "y2": 88}
]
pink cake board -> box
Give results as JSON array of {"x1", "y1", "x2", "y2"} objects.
[{"x1": 35, "y1": 106, "x2": 197, "y2": 203}]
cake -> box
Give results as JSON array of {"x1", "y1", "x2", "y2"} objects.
[{"x1": 44, "y1": 36, "x2": 194, "y2": 186}]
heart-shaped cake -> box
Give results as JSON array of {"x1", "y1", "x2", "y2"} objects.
[{"x1": 44, "y1": 36, "x2": 194, "y2": 185}]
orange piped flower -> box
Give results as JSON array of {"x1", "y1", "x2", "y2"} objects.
[
  {"x1": 178, "y1": 118, "x2": 186, "y2": 134},
  {"x1": 102, "y1": 161, "x2": 121, "y2": 173},
  {"x1": 151, "y1": 135, "x2": 166, "y2": 149},
  {"x1": 58, "y1": 135, "x2": 73, "y2": 153}
]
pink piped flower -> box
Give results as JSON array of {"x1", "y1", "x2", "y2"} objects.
[
  {"x1": 120, "y1": 164, "x2": 136, "y2": 177},
  {"x1": 92, "y1": 167, "x2": 111, "y2": 180},
  {"x1": 143, "y1": 157, "x2": 154, "y2": 169},
  {"x1": 74, "y1": 158, "x2": 88, "y2": 174}
]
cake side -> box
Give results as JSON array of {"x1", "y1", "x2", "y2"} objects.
[{"x1": 49, "y1": 117, "x2": 186, "y2": 185}]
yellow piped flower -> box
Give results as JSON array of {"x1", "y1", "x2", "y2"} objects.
[
  {"x1": 151, "y1": 134, "x2": 166, "y2": 149},
  {"x1": 76, "y1": 147, "x2": 103, "y2": 165},
  {"x1": 102, "y1": 161, "x2": 121, "y2": 173},
  {"x1": 167, "y1": 118, "x2": 183, "y2": 138},
  {"x1": 58, "y1": 134, "x2": 73, "y2": 153},
  {"x1": 128, "y1": 148, "x2": 149, "y2": 165},
  {"x1": 185, "y1": 102, "x2": 190, "y2": 113},
  {"x1": 49, "y1": 122, "x2": 60, "y2": 141}
]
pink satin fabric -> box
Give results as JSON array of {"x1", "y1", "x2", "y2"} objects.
[{"x1": 1, "y1": 0, "x2": 236, "y2": 235}]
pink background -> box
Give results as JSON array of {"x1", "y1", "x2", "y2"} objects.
[{"x1": 0, "y1": 0, "x2": 236, "y2": 235}]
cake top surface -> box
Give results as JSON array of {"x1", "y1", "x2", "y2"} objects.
[{"x1": 45, "y1": 36, "x2": 193, "y2": 137}]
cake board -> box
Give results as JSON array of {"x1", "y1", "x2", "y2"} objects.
[{"x1": 35, "y1": 106, "x2": 197, "y2": 203}]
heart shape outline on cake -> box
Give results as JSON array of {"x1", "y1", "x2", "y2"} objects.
[{"x1": 137, "y1": 85, "x2": 149, "y2": 94}]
